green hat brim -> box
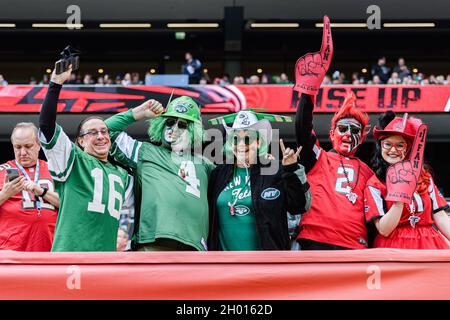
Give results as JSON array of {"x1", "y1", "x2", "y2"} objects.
[{"x1": 161, "y1": 112, "x2": 202, "y2": 124}]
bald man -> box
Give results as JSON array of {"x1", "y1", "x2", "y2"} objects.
[{"x1": 0, "y1": 122, "x2": 59, "y2": 251}]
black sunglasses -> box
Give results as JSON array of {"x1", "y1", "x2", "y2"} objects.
[
  {"x1": 232, "y1": 135, "x2": 258, "y2": 145},
  {"x1": 165, "y1": 118, "x2": 188, "y2": 130}
]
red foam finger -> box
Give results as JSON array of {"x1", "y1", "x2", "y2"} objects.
[
  {"x1": 402, "y1": 161, "x2": 414, "y2": 174},
  {"x1": 387, "y1": 166, "x2": 398, "y2": 184},
  {"x1": 320, "y1": 16, "x2": 333, "y2": 62},
  {"x1": 409, "y1": 124, "x2": 427, "y2": 178}
]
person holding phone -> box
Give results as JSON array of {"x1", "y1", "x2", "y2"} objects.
[
  {"x1": 0, "y1": 122, "x2": 59, "y2": 251},
  {"x1": 38, "y1": 59, "x2": 138, "y2": 252}
]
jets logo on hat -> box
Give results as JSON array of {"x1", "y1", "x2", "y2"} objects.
[
  {"x1": 238, "y1": 113, "x2": 251, "y2": 126},
  {"x1": 174, "y1": 103, "x2": 189, "y2": 113}
]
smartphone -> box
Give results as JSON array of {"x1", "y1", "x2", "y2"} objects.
[
  {"x1": 6, "y1": 168, "x2": 20, "y2": 182},
  {"x1": 55, "y1": 56, "x2": 80, "y2": 75},
  {"x1": 55, "y1": 46, "x2": 81, "y2": 75}
]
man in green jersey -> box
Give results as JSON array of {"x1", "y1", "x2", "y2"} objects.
[
  {"x1": 106, "y1": 96, "x2": 215, "y2": 251},
  {"x1": 38, "y1": 64, "x2": 140, "y2": 252}
]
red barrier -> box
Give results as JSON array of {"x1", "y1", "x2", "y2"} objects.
[
  {"x1": 1, "y1": 249, "x2": 449, "y2": 300},
  {"x1": 0, "y1": 85, "x2": 449, "y2": 113}
]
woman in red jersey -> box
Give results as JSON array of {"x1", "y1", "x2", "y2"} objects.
[{"x1": 365, "y1": 111, "x2": 450, "y2": 249}]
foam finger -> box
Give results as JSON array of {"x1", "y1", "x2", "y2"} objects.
[
  {"x1": 320, "y1": 15, "x2": 332, "y2": 58},
  {"x1": 409, "y1": 124, "x2": 427, "y2": 179}
]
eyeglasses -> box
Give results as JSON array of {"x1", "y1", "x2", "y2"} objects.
[
  {"x1": 232, "y1": 135, "x2": 258, "y2": 145},
  {"x1": 165, "y1": 118, "x2": 188, "y2": 130},
  {"x1": 336, "y1": 124, "x2": 362, "y2": 135},
  {"x1": 80, "y1": 128, "x2": 110, "y2": 138},
  {"x1": 381, "y1": 140, "x2": 407, "y2": 152}
]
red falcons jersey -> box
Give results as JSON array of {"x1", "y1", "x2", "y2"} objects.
[
  {"x1": 0, "y1": 160, "x2": 58, "y2": 251},
  {"x1": 297, "y1": 149, "x2": 374, "y2": 249},
  {"x1": 364, "y1": 175, "x2": 449, "y2": 227}
]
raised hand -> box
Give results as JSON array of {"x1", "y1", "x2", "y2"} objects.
[
  {"x1": 50, "y1": 64, "x2": 72, "y2": 85},
  {"x1": 280, "y1": 139, "x2": 302, "y2": 166},
  {"x1": 294, "y1": 15, "x2": 333, "y2": 95},
  {"x1": 386, "y1": 124, "x2": 427, "y2": 204},
  {"x1": 133, "y1": 99, "x2": 164, "y2": 120}
]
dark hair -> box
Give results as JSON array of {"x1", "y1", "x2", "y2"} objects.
[
  {"x1": 75, "y1": 116, "x2": 105, "y2": 149},
  {"x1": 371, "y1": 141, "x2": 389, "y2": 182},
  {"x1": 371, "y1": 111, "x2": 397, "y2": 182}
]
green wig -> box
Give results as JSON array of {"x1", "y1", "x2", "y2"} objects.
[{"x1": 147, "y1": 117, "x2": 205, "y2": 151}]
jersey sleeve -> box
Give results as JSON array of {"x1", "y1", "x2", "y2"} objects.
[
  {"x1": 295, "y1": 93, "x2": 322, "y2": 173},
  {"x1": 429, "y1": 178, "x2": 450, "y2": 213},
  {"x1": 38, "y1": 124, "x2": 76, "y2": 182},
  {"x1": 122, "y1": 174, "x2": 135, "y2": 211},
  {"x1": 364, "y1": 183, "x2": 387, "y2": 224},
  {"x1": 283, "y1": 162, "x2": 312, "y2": 214},
  {"x1": 106, "y1": 110, "x2": 142, "y2": 170}
]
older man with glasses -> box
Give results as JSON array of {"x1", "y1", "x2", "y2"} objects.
[{"x1": 38, "y1": 63, "x2": 137, "y2": 251}]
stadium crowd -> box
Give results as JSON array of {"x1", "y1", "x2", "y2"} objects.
[
  {"x1": 1, "y1": 19, "x2": 450, "y2": 253},
  {"x1": 2, "y1": 56, "x2": 450, "y2": 87}
]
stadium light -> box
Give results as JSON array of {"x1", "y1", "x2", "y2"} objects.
[
  {"x1": 383, "y1": 23, "x2": 435, "y2": 28},
  {"x1": 316, "y1": 22, "x2": 367, "y2": 28},
  {"x1": 0, "y1": 24, "x2": 16, "y2": 28},
  {"x1": 32, "y1": 23, "x2": 84, "y2": 28},
  {"x1": 250, "y1": 23, "x2": 299, "y2": 28},
  {"x1": 167, "y1": 23, "x2": 219, "y2": 28},
  {"x1": 99, "y1": 23, "x2": 151, "y2": 28}
]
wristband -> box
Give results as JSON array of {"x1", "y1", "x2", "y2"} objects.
[{"x1": 39, "y1": 187, "x2": 49, "y2": 198}]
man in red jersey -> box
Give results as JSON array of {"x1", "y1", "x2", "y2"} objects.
[
  {"x1": 0, "y1": 122, "x2": 59, "y2": 251},
  {"x1": 293, "y1": 16, "x2": 374, "y2": 249}
]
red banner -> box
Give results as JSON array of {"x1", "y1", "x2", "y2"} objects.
[
  {"x1": 0, "y1": 85, "x2": 449, "y2": 113},
  {"x1": 1, "y1": 249, "x2": 450, "y2": 300}
]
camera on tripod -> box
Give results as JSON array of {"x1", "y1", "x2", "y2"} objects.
[{"x1": 55, "y1": 46, "x2": 81, "y2": 74}]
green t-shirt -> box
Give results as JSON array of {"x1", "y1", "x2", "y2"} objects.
[
  {"x1": 217, "y1": 167, "x2": 261, "y2": 250},
  {"x1": 40, "y1": 125, "x2": 133, "y2": 252},
  {"x1": 106, "y1": 110, "x2": 215, "y2": 251}
]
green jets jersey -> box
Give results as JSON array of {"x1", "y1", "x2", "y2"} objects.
[
  {"x1": 39, "y1": 125, "x2": 133, "y2": 252},
  {"x1": 217, "y1": 167, "x2": 261, "y2": 250},
  {"x1": 106, "y1": 110, "x2": 215, "y2": 251}
]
